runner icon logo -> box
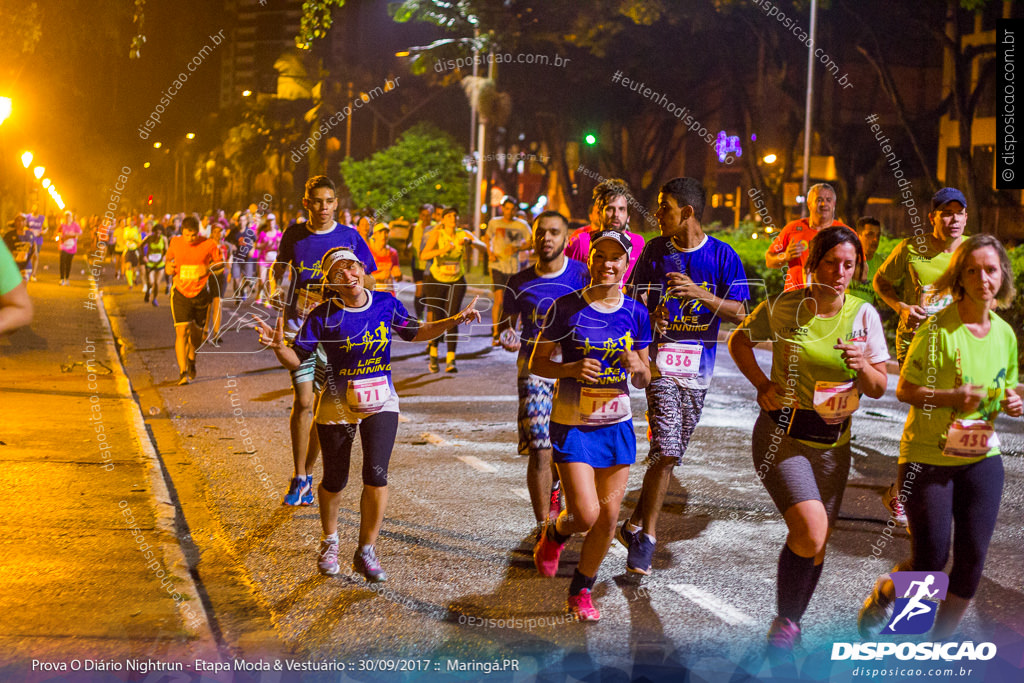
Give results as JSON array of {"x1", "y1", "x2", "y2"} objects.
[{"x1": 883, "y1": 571, "x2": 949, "y2": 635}]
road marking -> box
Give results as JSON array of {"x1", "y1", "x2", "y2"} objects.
[
  {"x1": 512, "y1": 488, "x2": 531, "y2": 502},
  {"x1": 668, "y1": 584, "x2": 755, "y2": 626},
  {"x1": 457, "y1": 455, "x2": 498, "y2": 473}
]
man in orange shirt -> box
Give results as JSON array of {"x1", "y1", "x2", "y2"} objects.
[
  {"x1": 166, "y1": 216, "x2": 223, "y2": 385},
  {"x1": 764, "y1": 183, "x2": 848, "y2": 291}
]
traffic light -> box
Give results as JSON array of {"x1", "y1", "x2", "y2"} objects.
[
  {"x1": 584, "y1": 133, "x2": 597, "y2": 146},
  {"x1": 147, "y1": 195, "x2": 153, "y2": 206}
]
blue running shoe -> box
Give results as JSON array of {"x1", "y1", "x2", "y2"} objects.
[
  {"x1": 626, "y1": 533, "x2": 655, "y2": 575},
  {"x1": 616, "y1": 521, "x2": 638, "y2": 550},
  {"x1": 301, "y1": 475, "x2": 316, "y2": 505},
  {"x1": 283, "y1": 476, "x2": 309, "y2": 506}
]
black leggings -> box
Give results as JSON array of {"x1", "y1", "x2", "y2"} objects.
[
  {"x1": 316, "y1": 412, "x2": 399, "y2": 492},
  {"x1": 421, "y1": 273, "x2": 467, "y2": 353},
  {"x1": 899, "y1": 456, "x2": 1004, "y2": 599},
  {"x1": 59, "y1": 251, "x2": 75, "y2": 280}
]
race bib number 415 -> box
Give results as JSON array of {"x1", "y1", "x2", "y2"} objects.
[{"x1": 812, "y1": 380, "x2": 859, "y2": 424}]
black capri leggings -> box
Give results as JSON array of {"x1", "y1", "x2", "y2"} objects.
[
  {"x1": 59, "y1": 251, "x2": 75, "y2": 280},
  {"x1": 421, "y1": 273, "x2": 467, "y2": 351},
  {"x1": 899, "y1": 456, "x2": 1004, "y2": 600},
  {"x1": 316, "y1": 412, "x2": 400, "y2": 492}
]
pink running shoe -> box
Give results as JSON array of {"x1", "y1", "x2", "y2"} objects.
[
  {"x1": 568, "y1": 588, "x2": 601, "y2": 621},
  {"x1": 533, "y1": 528, "x2": 565, "y2": 577}
]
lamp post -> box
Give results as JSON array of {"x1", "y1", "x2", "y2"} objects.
[{"x1": 21, "y1": 151, "x2": 32, "y2": 209}]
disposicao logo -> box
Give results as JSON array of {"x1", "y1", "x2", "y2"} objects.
[
  {"x1": 884, "y1": 571, "x2": 948, "y2": 635},
  {"x1": 832, "y1": 572, "x2": 996, "y2": 662}
]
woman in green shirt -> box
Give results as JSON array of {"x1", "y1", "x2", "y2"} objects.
[
  {"x1": 729, "y1": 226, "x2": 890, "y2": 658},
  {"x1": 859, "y1": 234, "x2": 1022, "y2": 640},
  {"x1": 419, "y1": 207, "x2": 486, "y2": 373}
]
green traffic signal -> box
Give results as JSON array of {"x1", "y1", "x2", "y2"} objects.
[{"x1": 584, "y1": 133, "x2": 597, "y2": 145}]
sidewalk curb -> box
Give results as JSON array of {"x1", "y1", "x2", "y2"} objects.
[{"x1": 97, "y1": 291, "x2": 221, "y2": 658}]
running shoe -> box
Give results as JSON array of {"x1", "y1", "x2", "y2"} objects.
[
  {"x1": 766, "y1": 616, "x2": 802, "y2": 652},
  {"x1": 626, "y1": 533, "x2": 656, "y2": 575},
  {"x1": 301, "y1": 475, "x2": 316, "y2": 505},
  {"x1": 882, "y1": 483, "x2": 908, "y2": 527},
  {"x1": 616, "y1": 521, "x2": 638, "y2": 550},
  {"x1": 318, "y1": 537, "x2": 340, "y2": 576},
  {"x1": 548, "y1": 483, "x2": 562, "y2": 519},
  {"x1": 187, "y1": 358, "x2": 197, "y2": 381},
  {"x1": 445, "y1": 361, "x2": 458, "y2": 373},
  {"x1": 428, "y1": 356, "x2": 440, "y2": 373},
  {"x1": 567, "y1": 588, "x2": 601, "y2": 622},
  {"x1": 858, "y1": 574, "x2": 895, "y2": 639},
  {"x1": 533, "y1": 525, "x2": 565, "y2": 577},
  {"x1": 152, "y1": 299, "x2": 158, "y2": 307},
  {"x1": 176, "y1": 372, "x2": 190, "y2": 386},
  {"x1": 353, "y1": 545, "x2": 387, "y2": 582},
  {"x1": 144, "y1": 291, "x2": 150, "y2": 303},
  {"x1": 282, "y1": 476, "x2": 309, "y2": 506}
]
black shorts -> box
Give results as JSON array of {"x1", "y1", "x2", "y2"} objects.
[
  {"x1": 171, "y1": 286, "x2": 212, "y2": 327},
  {"x1": 125, "y1": 250, "x2": 140, "y2": 267}
]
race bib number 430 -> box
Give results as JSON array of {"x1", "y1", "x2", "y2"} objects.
[
  {"x1": 579, "y1": 387, "x2": 630, "y2": 425},
  {"x1": 943, "y1": 419, "x2": 998, "y2": 458},
  {"x1": 656, "y1": 343, "x2": 702, "y2": 378}
]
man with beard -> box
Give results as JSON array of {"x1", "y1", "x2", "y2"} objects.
[
  {"x1": 619, "y1": 177, "x2": 749, "y2": 575},
  {"x1": 566, "y1": 179, "x2": 646, "y2": 281},
  {"x1": 765, "y1": 183, "x2": 847, "y2": 291},
  {"x1": 499, "y1": 211, "x2": 590, "y2": 540}
]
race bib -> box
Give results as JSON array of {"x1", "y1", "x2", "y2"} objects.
[
  {"x1": 347, "y1": 376, "x2": 391, "y2": 414},
  {"x1": 579, "y1": 387, "x2": 630, "y2": 425},
  {"x1": 295, "y1": 288, "x2": 323, "y2": 319},
  {"x1": 656, "y1": 342, "x2": 702, "y2": 378},
  {"x1": 812, "y1": 380, "x2": 859, "y2": 424},
  {"x1": 62, "y1": 239, "x2": 76, "y2": 251},
  {"x1": 943, "y1": 419, "x2": 998, "y2": 458},
  {"x1": 178, "y1": 264, "x2": 206, "y2": 281},
  {"x1": 147, "y1": 252, "x2": 163, "y2": 263}
]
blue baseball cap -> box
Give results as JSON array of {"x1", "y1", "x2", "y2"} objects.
[{"x1": 931, "y1": 187, "x2": 967, "y2": 210}]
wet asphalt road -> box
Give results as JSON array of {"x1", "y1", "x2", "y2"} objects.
[{"x1": 103, "y1": 277, "x2": 1024, "y2": 681}]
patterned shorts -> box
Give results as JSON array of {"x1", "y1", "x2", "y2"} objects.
[
  {"x1": 645, "y1": 377, "x2": 707, "y2": 466},
  {"x1": 290, "y1": 346, "x2": 327, "y2": 392},
  {"x1": 517, "y1": 374, "x2": 555, "y2": 455}
]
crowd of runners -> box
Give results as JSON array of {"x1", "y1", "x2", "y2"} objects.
[
  {"x1": 2, "y1": 171, "x2": 1019, "y2": 659},
  {"x1": 241, "y1": 174, "x2": 1019, "y2": 656}
]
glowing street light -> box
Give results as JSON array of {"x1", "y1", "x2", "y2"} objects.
[
  {"x1": 0, "y1": 96, "x2": 11, "y2": 126},
  {"x1": 153, "y1": 141, "x2": 162, "y2": 149},
  {"x1": 41, "y1": 178, "x2": 50, "y2": 188},
  {"x1": 33, "y1": 166, "x2": 45, "y2": 180},
  {"x1": 144, "y1": 162, "x2": 151, "y2": 169},
  {"x1": 21, "y1": 151, "x2": 33, "y2": 168},
  {"x1": 185, "y1": 132, "x2": 195, "y2": 140},
  {"x1": 763, "y1": 153, "x2": 777, "y2": 164},
  {"x1": 242, "y1": 90, "x2": 252, "y2": 97}
]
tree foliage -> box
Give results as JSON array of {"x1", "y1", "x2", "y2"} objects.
[{"x1": 339, "y1": 123, "x2": 468, "y2": 221}]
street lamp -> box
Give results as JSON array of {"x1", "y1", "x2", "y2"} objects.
[
  {"x1": 41, "y1": 178, "x2": 50, "y2": 188},
  {"x1": 0, "y1": 96, "x2": 11, "y2": 126},
  {"x1": 33, "y1": 166, "x2": 44, "y2": 180},
  {"x1": 153, "y1": 141, "x2": 162, "y2": 149},
  {"x1": 185, "y1": 132, "x2": 195, "y2": 140},
  {"x1": 763, "y1": 153, "x2": 777, "y2": 164},
  {"x1": 20, "y1": 151, "x2": 32, "y2": 168}
]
